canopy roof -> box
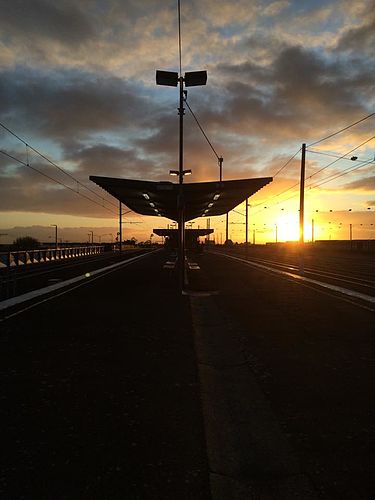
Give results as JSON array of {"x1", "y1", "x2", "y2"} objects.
[
  {"x1": 153, "y1": 228, "x2": 214, "y2": 237},
  {"x1": 90, "y1": 176, "x2": 272, "y2": 222}
]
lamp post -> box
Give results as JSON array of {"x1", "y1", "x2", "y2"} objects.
[
  {"x1": 51, "y1": 224, "x2": 58, "y2": 249},
  {"x1": 156, "y1": 68, "x2": 207, "y2": 290}
]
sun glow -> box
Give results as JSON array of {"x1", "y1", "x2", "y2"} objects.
[{"x1": 277, "y1": 213, "x2": 299, "y2": 242}]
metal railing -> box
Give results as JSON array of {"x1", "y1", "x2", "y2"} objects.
[{"x1": 0, "y1": 245, "x2": 104, "y2": 269}]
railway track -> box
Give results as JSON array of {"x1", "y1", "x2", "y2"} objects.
[{"x1": 210, "y1": 250, "x2": 375, "y2": 310}]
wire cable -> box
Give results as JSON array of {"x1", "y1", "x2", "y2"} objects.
[
  {"x1": 0, "y1": 121, "x2": 118, "y2": 208},
  {"x1": 307, "y1": 111, "x2": 375, "y2": 147},
  {"x1": 272, "y1": 148, "x2": 301, "y2": 178},
  {"x1": 0, "y1": 149, "x2": 118, "y2": 215},
  {"x1": 307, "y1": 157, "x2": 375, "y2": 191},
  {"x1": 307, "y1": 149, "x2": 374, "y2": 164},
  {"x1": 306, "y1": 134, "x2": 375, "y2": 180},
  {"x1": 184, "y1": 98, "x2": 221, "y2": 160}
]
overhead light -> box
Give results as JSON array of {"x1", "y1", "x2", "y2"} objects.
[
  {"x1": 154, "y1": 208, "x2": 159, "y2": 213},
  {"x1": 169, "y1": 170, "x2": 179, "y2": 176},
  {"x1": 150, "y1": 202, "x2": 155, "y2": 207},
  {"x1": 143, "y1": 193, "x2": 150, "y2": 200},
  {"x1": 184, "y1": 70, "x2": 207, "y2": 87},
  {"x1": 213, "y1": 194, "x2": 220, "y2": 201},
  {"x1": 183, "y1": 169, "x2": 192, "y2": 176},
  {"x1": 208, "y1": 203, "x2": 214, "y2": 208},
  {"x1": 156, "y1": 70, "x2": 178, "y2": 87}
]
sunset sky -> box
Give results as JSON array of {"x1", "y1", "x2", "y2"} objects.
[{"x1": 0, "y1": 0, "x2": 374, "y2": 244}]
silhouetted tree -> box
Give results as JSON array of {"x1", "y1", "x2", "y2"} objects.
[{"x1": 13, "y1": 236, "x2": 40, "y2": 250}]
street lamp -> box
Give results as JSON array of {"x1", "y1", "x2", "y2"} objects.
[
  {"x1": 156, "y1": 67, "x2": 207, "y2": 290},
  {"x1": 88, "y1": 231, "x2": 94, "y2": 245},
  {"x1": 51, "y1": 224, "x2": 58, "y2": 249}
]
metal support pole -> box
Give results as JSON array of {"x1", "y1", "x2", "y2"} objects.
[
  {"x1": 299, "y1": 143, "x2": 306, "y2": 273},
  {"x1": 253, "y1": 229, "x2": 256, "y2": 245},
  {"x1": 226, "y1": 212, "x2": 229, "y2": 243},
  {"x1": 119, "y1": 201, "x2": 122, "y2": 255},
  {"x1": 299, "y1": 143, "x2": 306, "y2": 243},
  {"x1": 312, "y1": 218, "x2": 314, "y2": 243},
  {"x1": 178, "y1": 75, "x2": 185, "y2": 290},
  {"x1": 55, "y1": 225, "x2": 58, "y2": 249},
  {"x1": 219, "y1": 156, "x2": 223, "y2": 182},
  {"x1": 245, "y1": 198, "x2": 248, "y2": 246}
]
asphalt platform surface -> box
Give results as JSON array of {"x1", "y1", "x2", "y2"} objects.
[
  {"x1": 0, "y1": 250, "x2": 209, "y2": 500},
  {"x1": 1, "y1": 248, "x2": 374, "y2": 499}
]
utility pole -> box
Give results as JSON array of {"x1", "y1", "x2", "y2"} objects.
[
  {"x1": 51, "y1": 225, "x2": 58, "y2": 249},
  {"x1": 226, "y1": 212, "x2": 229, "y2": 243},
  {"x1": 119, "y1": 201, "x2": 122, "y2": 255},
  {"x1": 245, "y1": 198, "x2": 248, "y2": 246},
  {"x1": 299, "y1": 143, "x2": 306, "y2": 243},
  {"x1": 299, "y1": 143, "x2": 306, "y2": 273},
  {"x1": 311, "y1": 218, "x2": 315, "y2": 243},
  {"x1": 219, "y1": 156, "x2": 223, "y2": 182}
]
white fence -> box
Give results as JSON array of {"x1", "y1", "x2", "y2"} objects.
[{"x1": 0, "y1": 246, "x2": 104, "y2": 269}]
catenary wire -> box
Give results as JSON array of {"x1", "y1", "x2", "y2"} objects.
[
  {"x1": 0, "y1": 121, "x2": 118, "y2": 208},
  {"x1": 0, "y1": 149, "x2": 118, "y2": 215},
  {"x1": 307, "y1": 111, "x2": 375, "y2": 147},
  {"x1": 184, "y1": 97, "x2": 221, "y2": 160}
]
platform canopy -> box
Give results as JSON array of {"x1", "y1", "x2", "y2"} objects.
[{"x1": 90, "y1": 176, "x2": 272, "y2": 222}]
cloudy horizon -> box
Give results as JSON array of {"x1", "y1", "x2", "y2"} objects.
[{"x1": 1, "y1": 0, "x2": 374, "y2": 243}]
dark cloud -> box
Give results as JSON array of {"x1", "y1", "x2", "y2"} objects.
[
  {"x1": 343, "y1": 176, "x2": 375, "y2": 191},
  {"x1": 207, "y1": 44, "x2": 374, "y2": 145},
  {"x1": 70, "y1": 143, "x2": 163, "y2": 179},
  {"x1": 0, "y1": 0, "x2": 94, "y2": 46},
  {"x1": 336, "y1": 1, "x2": 375, "y2": 55},
  {"x1": 0, "y1": 67, "x2": 162, "y2": 144}
]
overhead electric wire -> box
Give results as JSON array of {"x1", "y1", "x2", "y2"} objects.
[
  {"x1": 307, "y1": 157, "x2": 375, "y2": 191},
  {"x1": 272, "y1": 148, "x2": 301, "y2": 178},
  {"x1": 0, "y1": 121, "x2": 118, "y2": 208},
  {"x1": 307, "y1": 149, "x2": 374, "y2": 164},
  {"x1": 0, "y1": 149, "x2": 118, "y2": 215},
  {"x1": 250, "y1": 133, "x2": 375, "y2": 217},
  {"x1": 307, "y1": 111, "x2": 375, "y2": 147},
  {"x1": 184, "y1": 98, "x2": 221, "y2": 160},
  {"x1": 306, "y1": 134, "x2": 375, "y2": 180}
]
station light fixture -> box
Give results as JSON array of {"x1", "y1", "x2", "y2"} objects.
[
  {"x1": 156, "y1": 70, "x2": 207, "y2": 88},
  {"x1": 184, "y1": 70, "x2": 207, "y2": 87},
  {"x1": 143, "y1": 193, "x2": 150, "y2": 200},
  {"x1": 156, "y1": 70, "x2": 178, "y2": 87}
]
